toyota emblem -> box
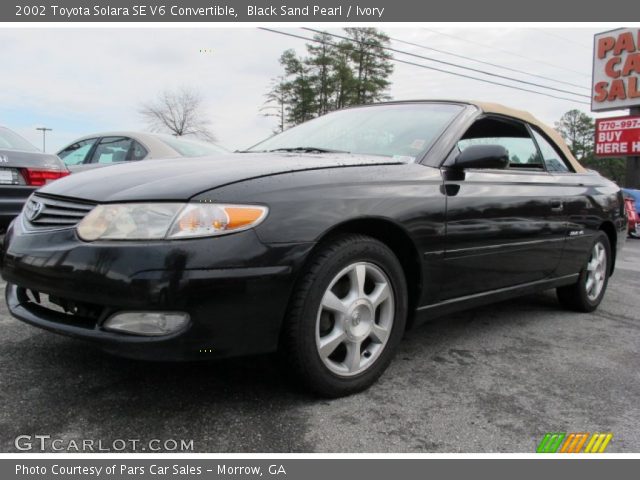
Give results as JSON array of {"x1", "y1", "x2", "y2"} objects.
[{"x1": 26, "y1": 201, "x2": 44, "y2": 221}]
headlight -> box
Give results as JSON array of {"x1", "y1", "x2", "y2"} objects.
[{"x1": 76, "y1": 203, "x2": 268, "y2": 241}]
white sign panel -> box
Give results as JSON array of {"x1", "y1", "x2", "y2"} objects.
[{"x1": 592, "y1": 28, "x2": 640, "y2": 112}]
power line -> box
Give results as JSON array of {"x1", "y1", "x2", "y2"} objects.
[
  {"x1": 538, "y1": 30, "x2": 593, "y2": 51},
  {"x1": 386, "y1": 34, "x2": 590, "y2": 91},
  {"x1": 258, "y1": 28, "x2": 590, "y2": 106},
  {"x1": 303, "y1": 28, "x2": 589, "y2": 99},
  {"x1": 423, "y1": 28, "x2": 591, "y2": 78}
]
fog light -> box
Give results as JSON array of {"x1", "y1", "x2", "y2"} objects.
[{"x1": 103, "y1": 312, "x2": 189, "y2": 336}]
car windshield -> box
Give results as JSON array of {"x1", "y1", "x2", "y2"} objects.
[
  {"x1": 157, "y1": 135, "x2": 227, "y2": 157},
  {"x1": 248, "y1": 103, "x2": 464, "y2": 160},
  {"x1": 0, "y1": 127, "x2": 39, "y2": 152}
]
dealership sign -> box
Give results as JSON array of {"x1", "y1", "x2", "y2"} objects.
[
  {"x1": 595, "y1": 115, "x2": 640, "y2": 157},
  {"x1": 592, "y1": 28, "x2": 640, "y2": 112}
]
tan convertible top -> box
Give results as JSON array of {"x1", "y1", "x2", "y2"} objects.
[{"x1": 467, "y1": 101, "x2": 586, "y2": 173}]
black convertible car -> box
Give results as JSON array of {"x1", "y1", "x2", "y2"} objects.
[{"x1": 0, "y1": 101, "x2": 627, "y2": 397}]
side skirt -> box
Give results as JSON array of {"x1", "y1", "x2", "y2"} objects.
[{"x1": 411, "y1": 273, "x2": 579, "y2": 327}]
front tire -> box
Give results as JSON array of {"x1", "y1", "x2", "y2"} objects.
[
  {"x1": 281, "y1": 234, "x2": 407, "y2": 398},
  {"x1": 557, "y1": 231, "x2": 611, "y2": 312}
]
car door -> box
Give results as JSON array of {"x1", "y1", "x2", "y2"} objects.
[
  {"x1": 529, "y1": 127, "x2": 605, "y2": 277},
  {"x1": 439, "y1": 116, "x2": 567, "y2": 300}
]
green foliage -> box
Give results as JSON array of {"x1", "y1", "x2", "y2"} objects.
[
  {"x1": 580, "y1": 157, "x2": 626, "y2": 185},
  {"x1": 343, "y1": 28, "x2": 394, "y2": 105},
  {"x1": 555, "y1": 109, "x2": 594, "y2": 161},
  {"x1": 555, "y1": 109, "x2": 626, "y2": 185},
  {"x1": 278, "y1": 49, "x2": 315, "y2": 126},
  {"x1": 262, "y1": 28, "x2": 394, "y2": 131}
]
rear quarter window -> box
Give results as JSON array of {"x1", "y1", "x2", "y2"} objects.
[{"x1": 531, "y1": 129, "x2": 573, "y2": 173}]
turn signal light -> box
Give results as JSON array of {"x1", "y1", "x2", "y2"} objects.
[
  {"x1": 224, "y1": 207, "x2": 266, "y2": 229},
  {"x1": 167, "y1": 204, "x2": 268, "y2": 238},
  {"x1": 21, "y1": 168, "x2": 70, "y2": 187}
]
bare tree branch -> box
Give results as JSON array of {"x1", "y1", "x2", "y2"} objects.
[{"x1": 139, "y1": 87, "x2": 216, "y2": 142}]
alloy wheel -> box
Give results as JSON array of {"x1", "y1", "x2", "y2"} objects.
[
  {"x1": 585, "y1": 241, "x2": 607, "y2": 301},
  {"x1": 315, "y1": 262, "x2": 395, "y2": 377}
]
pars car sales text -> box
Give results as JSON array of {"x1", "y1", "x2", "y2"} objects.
[
  {"x1": 16, "y1": 464, "x2": 287, "y2": 476},
  {"x1": 15, "y1": 464, "x2": 203, "y2": 476}
]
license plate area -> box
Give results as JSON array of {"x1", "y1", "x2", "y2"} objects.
[{"x1": 0, "y1": 168, "x2": 20, "y2": 185}]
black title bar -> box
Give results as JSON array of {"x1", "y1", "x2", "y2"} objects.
[{"x1": 3, "y1": 0, "x2": 640, "y2": 22}]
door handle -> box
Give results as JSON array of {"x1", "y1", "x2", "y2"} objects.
[{"x1": 550, "y1": 199, "x2": 563, "y2": 212}]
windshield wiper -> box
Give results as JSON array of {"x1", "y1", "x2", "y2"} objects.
[{"x1": 267, "y1": 147, "x2": 351, "y2": 154}]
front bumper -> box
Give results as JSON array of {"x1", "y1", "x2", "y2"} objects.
[{"x1": 1, "y1": 218, "x2": 313, "y2": 360}]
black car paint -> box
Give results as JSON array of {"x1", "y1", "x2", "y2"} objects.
[{"x1": 0, "y1": 103, "x2": 627, "y2": 361}]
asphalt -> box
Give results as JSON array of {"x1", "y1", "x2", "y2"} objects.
[{"x1": 0, "y1": 239, "x2": 638, "y2": 453}]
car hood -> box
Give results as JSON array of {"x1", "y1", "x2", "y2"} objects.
[{"x1": 38, "y1": 153, "x2": 404, "y2": 203}]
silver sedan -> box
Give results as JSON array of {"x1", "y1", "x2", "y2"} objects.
[{"x1": 57, "y1": 131, "x2": 228, "y2": 173}]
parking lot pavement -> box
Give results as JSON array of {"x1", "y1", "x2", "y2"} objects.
[{"x1": 0, "y1": 240, "x2": 638, "y2": 453}]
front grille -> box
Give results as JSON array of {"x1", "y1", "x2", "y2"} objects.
[{"x1": 23, "y1": 194, "x2": 95, "y2": 231}]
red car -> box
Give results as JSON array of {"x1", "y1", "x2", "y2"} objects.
[{"x1": 624, "y1": 195, "x2": 640, "y2": 238}]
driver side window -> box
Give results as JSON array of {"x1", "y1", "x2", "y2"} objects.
[{"x1": 457, "y1": 117, "x2": 543, "y2": 169}]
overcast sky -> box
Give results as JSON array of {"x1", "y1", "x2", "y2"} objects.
[{"x1": 0, "y1": 27, "x2": 626, "y2": 153}]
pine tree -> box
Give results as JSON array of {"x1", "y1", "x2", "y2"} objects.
[
  {"x1": 554, "y1": 109, "x2": 595, "y2": 160},
  {"x1": 279, "y1": 49, "x2": 315, "y2": 126},
  {"x1": 306, "y1": 32, "x2": 335, "y2": 116},
  {"x1": 343, "y1": 28, "x2": 394, "y2": 105},
  {"x1": 331, "y1": 40, "x2": 356, "y2": 110},
  {"x1": 261, "y1": 28, "x2": 394, "y2": 129}
]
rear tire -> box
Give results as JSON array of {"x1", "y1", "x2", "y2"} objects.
[
  {"x1": 281, "y1": 234, "x2": 407, "y2": 398},
  {"x1": 557, "y1": 231, "x2": 611, "y2": 312}
]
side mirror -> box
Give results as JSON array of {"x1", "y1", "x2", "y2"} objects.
[{"x1": 455, "y1": 144, "x2": 509, "y2": 170}]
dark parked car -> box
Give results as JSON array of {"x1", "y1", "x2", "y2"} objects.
[
  {"x1": 57, "y1": 132, "x2": 228, "y2": 173},
  {"x1": 0, "y1": 126, "x2": 68, "y2": 231},
  {"x1": 1, "y1": 101, "x2": 627, "y2": 397}
]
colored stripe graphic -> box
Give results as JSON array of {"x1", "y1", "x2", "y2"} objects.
[
  {"x1": 559, "y1": 433, "x2": 589, "y2": 453},
  {"x1": 573, "y1": 433, "x2": 590, "y2": 453},
  {"x1": 537, "y1": 433, "x2": 565, "y2": 453},
  {"x1": 536, "y1": 434, "x2": 553, "y2": 453},
  {"x1": 538, "y1": 433, "x2": 613, "y2": 453},
  {"x1": 559, "y1": 433, "x2": 575, "y2": 453},
  {"x1": 584, "y1": 433, "x2": 613, "y2": 453}
]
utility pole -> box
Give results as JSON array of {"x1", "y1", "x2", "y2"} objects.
[
  {"x1": 626, "y1": 106, "x2": 640, "y2": 189},
  {"x1": 36, "y1": 127, "x2": 52, "y2": 153}
]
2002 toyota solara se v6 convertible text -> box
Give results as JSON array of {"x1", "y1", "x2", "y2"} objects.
[{"x1": 0, "y1": 101, "x2": 627, "y2": 397}]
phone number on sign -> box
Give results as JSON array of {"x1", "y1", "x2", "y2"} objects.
[{"x1": 598, "y1": 118, "x2": 640, "y2": 131}]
